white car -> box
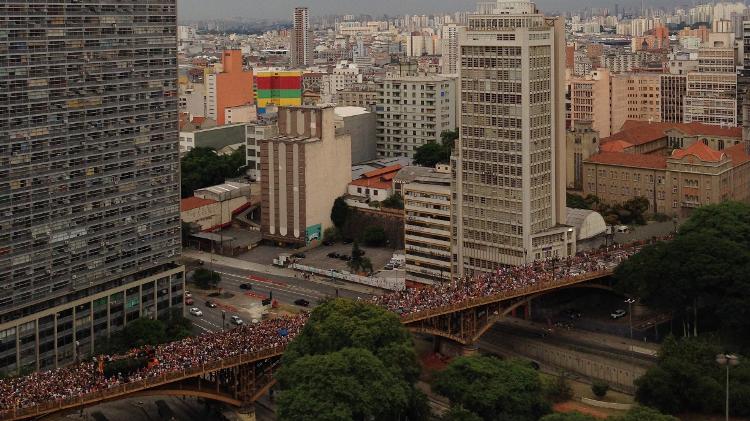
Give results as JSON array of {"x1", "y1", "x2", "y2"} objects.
[
  {"x1": 184, "y1": 291, "x2": 192, "y2": 298},
  {"x1": 615, "y1": 225, "x2": 630, "y2": 233},
  {"x1": 230, "y1": 315, "x2": 243, "y2": 325},
  {"x1": 189, "y1": 307, "x2": 203, "y2": 317},
  {"x1": 610, "y1": 309, "x2": 627, "y2": 319}
]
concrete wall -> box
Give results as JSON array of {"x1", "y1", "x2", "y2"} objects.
[
  {"x1": 497, "y1": 335, "x2": 651, "y2": 393},
  {"x1": 193, "y1": 124, "x2": 247, "y2": 151},
  {"x1": 305, "y1": 131, "x2": 352, "y2": 234},
  {"x1": 341, "y1": 112, "x2": 377, "y2": 164}
]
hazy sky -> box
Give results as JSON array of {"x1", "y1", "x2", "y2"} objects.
[{"x1": 178, "y1": 0, "x2": 664, "y2": 21}]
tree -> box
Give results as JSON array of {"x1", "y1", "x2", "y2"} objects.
[
  {"x1": 433, "y1": 356, "x2": 550, "y2": 421},
  {"x1": 362, "y1": 226, "x2": 387, "y2": 247},
  {"x1": 442, "y1": 405, "x2": 483, "y2": 421},
  {"x1": 539, "y1": 413, "x2": 597, "y2": 421},
  {"x1": 351, "y1": 241, "x2": 364, "y2": 259},
  {"x1": 440, "y1": 129, "x2": 459, "y2": 151},
  {"x1": 122, "y1": 318, "x2": 167, "y2": 348},
  {"x1": 614, "y1": 406, "x2": 679, "y2": 421},
  {"x1": 414, "y1": 142, "x2": 449, "y2": 167},
  {"x1": 330, "y1": 196, "x2": 350, "y2": 231},
  {"x1": 323, "y1": 227, "x2": 339, "y2": 243},
  {"x1": 545, "y1": 372, "x2": 574, "y2": 403},
  {"x1": 193, "y1": 268, "x2": 221, "y2": 290},
  {"x1": 678, "y1": 201, "x2": 750, "y2": 248},
  {"x1": 634, "y1": 336, "x2": 750, "y2": 416},
  {"x1": 381, "y1": 193, "x2": 404, "y2": 210},
  {"x1": 614, "y1": 232, "x2": 750, "y2": 339},
  {"x1": 180, "y1": 146, "x2": 247, "y2": 198},
  {"x1": 359, "y1": 257, "x2": 374, "y2": 274},
  {"x1": 277, "y1": 299, "x2": 423, "y2": 421},
  {"x1": 591, "y1": 380, "x2": 609, "y2": 399},
  {"x1": 277, "y1": 348, "x2": 410, "y2": 421}
]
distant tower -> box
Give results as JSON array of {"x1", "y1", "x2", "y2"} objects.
[
  {"x1": 291, "y1": 7, "x2": 313, "y2": 67},
  {"x1": 743, "y1": 88, "x2": 750, "y2": 153}
]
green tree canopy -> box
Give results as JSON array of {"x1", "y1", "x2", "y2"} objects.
[
  {"x1": 614, "y1": 406, "x2": 679, "y2": 421},
  {"x1": 433, "y1": 355, "x2": 550, "y2": 421},
  {"x1": 180, "y1": 146, "x2": 247, "y2": 198},
  {"x1": 678, "y1": 201, "x2": 750, "y2": 248},
  {"x1": 277, "y1": 299, "x2": 422, "y2": 421},
  {"x1": 330, "y1": 197, "x2": 350, "y2": 231},
  {"x1": 381, "y1": 193, "x2": 404, "y2": 210},
  {"x1": 414, "y1": 142, "x2": 450, "y2": 167},
  {"x1": 277, "y1": 348, "x2": 410, "y2": 421},
  {"x1": 539, "y1": 412, "x2": 597, "y2": 421},
  {"x1": 442, "y1": 405, "x2": 483, "y2": 421},
  {"x1": 635, "y1": 336, "x2": 750, "y2": 416},
  {"x1": 441, "y1": 129, "x2": 459, "y2": 150},
  {"x1": 362, "y1": 226, "x2": 387, "y2": 247},
  {"x1": 193, "y1": 268, "x2": 221, "y2": 290}
]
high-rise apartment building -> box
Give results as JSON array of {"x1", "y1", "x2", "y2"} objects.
[
  {"x1": 684, "y1": 33, "x2": 737, "y2": 126},
  {"x1": 441, "y1": 24, "x2": 460, "y2": 75},
  {"x1": 0, "y1": 0, "x2": 184, "y2": 374},
  {"x1": 291, "y1": 7, "x2": 313, "y2": 67},
  {"x1": 376, "y1": 75, "x2": 457, "y2": 159},
  {"x1": 453, "y1": 0, "x2": 575, "y2": 274},
  {"x1": 205, "y1": 50, "x2": 254, "y2": 125}
]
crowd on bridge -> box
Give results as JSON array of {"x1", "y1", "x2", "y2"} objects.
[
  {"x1": 0, "y1": 314, "x2": 308, "y2": 414},
  {"x1": 373, "y1": 238, "x2": 664, "y2": 317},
  {"x1": 0, "y1": 237, "x2": 668, "y2": 415}
]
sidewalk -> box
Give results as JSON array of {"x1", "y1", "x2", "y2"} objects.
[{"x1": 181, "y1": 250, "x2": 384, "y2": 296}]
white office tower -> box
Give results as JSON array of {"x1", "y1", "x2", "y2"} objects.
[{"x1": 452, "y1": 0, "x2": 575, "y2": 276}]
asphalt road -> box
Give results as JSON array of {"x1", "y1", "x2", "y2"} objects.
[{"x1": 186, "y1": 262, "x2": 376, "y2": 334}]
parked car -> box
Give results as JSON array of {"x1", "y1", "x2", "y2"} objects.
[
  {"x1": 184, "y1": 298, "x2": 194, "y2": 305},
  {"x1": 338, "y1": 254, "x2": 351, "y2": 261},
  {"x1": 294, "y1": 299, "x2": 310, "y2": 307},
  {"x1": 384, "y1": 264, "x2": 394, "y2": 270},
  {"x1": 292, "y1": 252, "x2": 306, "y2": 258},
  {"x1": 189, "y1": 307, "x2": 203, "y2": 317},
  {"x1": 196, "y1": 260, "x2": 204, "y2": 266},
  {"x1": 610, "y1": 309, "x2": 627, "y2": 319},
  {"x1": 184, "y1": 291, "x2": 192, "y2": 298},
  {"x1": 205, "y1": 300, "x2": 217, "y2": 308},
  {"x1": 342, "y1": 238, "x2": 353, "y2": 244},
  {"x1": 239, "y1": 283, "x2": 252, "y2": 290},
  {"x1": 322, "y1": 240, "x2": 334, "y2": 246},
  {"x1": 230, "y1": 315, "x2": 243, "y2": 325},
  {"x1": 615, "y1": 225, "x2": 630, "y2": 233},
  {"x1": 327, "y1": 252, "x2": 340, "y2": 258}
]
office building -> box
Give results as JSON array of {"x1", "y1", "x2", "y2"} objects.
[
  {"x1": 660, "y1": 74, "x2": 687, "y2": 123},
  {"x1": 453, "y1": 0, "x2": 575, "y2": 275},
  {"x1": 398, "y1": 165, "x2": 453, "y2": 286},
  {"x1": 684, "y1": 33, "x2": 737, "y2": 126},
  {"x1": 205, "y1": 50, "x2": 254, "y2": 125},
  {"x1": 260, "y1": 106, "x2": 351, "y2": 246},
  {"x1": 0, "y1": 0, "x2": 184, "y2": 374},
  {"x1": 376, "y1": 75, "x2": 457, "y2": 159},
  {"x1": 245, "y1": 122, "x2": 279, "y2": 182},
  {"x1": 291, "y1": 7, "x2": 313, "y2": 67},
  {"x1": 441, "y1": 24, "x2": 460, "y2": 75}
]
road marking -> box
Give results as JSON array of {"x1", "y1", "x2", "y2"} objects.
[
  {"x1": 214, "y1": 271, "x2": 327, "y2": 300},
  {"x1": 248, "y1": 274, "x2": 287, "y2": 287}
]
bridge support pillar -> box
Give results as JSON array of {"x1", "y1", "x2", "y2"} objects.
[
  {"x1": 524, "y1": 300, "x2": 532, "y2": 320},
  {"x1": 237, "y1": 403, "x2": 257, "y2": 420},
  {"x1": 432, "y1": 335, "x2": 441, "y2": 353}
]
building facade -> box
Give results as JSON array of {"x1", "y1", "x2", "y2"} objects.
[
  {"x1": 376, "y1": 75, "x2": 457, "y2": 158},
  {"x1": 260, "y1": 107, "x2": 351, "y2": 246},
  {"x1": 452, "y1": 0, "x2": 575, "y2": 274},
  {"x1": 401, "y1": 166, "x2": 452, "y2": 286},
  {"x1": 566, "y1": 121, "x2": 601, "y2": 190},
  {"x1": 245, "y1": 123, "x2": 279, "y2": 182},
  {"x1": 255, "y1": 71, "x2": 303, "y2": 110},
  {"x1": 205, "y1": 50, "x2": 254, "y2": 125},
  {"x1": 0, "y1": 0, "x2": 184, "y2": 374},
  {"x1": 291, "y1": 7, "x2": 313, "y2": 67},
  {"x1": 684, "y1": 34, "x2": 737, "y2": 126}
]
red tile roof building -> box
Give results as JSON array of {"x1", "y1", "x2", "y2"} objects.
[{"x1": 582, "y1": 119, "x2": 750, "y2": 216}]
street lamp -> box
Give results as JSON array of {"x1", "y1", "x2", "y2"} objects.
[
  {"x1": 716, "y1": 354, "x2": 739, "y2": 421},
  {"x1": 221, "y1": 310, "x2": 226, "y2": 330},
  {"x1": 625, "y1": 298, "x2": 636, "y2": 339}
]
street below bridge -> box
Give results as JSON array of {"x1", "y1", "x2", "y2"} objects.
[{"x1": 185, "y1": 259, "x2": 378, "y2": 334}]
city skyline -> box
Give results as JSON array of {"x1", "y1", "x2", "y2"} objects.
[{"x1": 176, "y1": 0, "x2": 686, "y2": 21}]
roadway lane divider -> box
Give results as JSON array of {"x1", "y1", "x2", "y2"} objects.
[{"x1": 248, "y1": 274, "x2": 288, "y2": 287}]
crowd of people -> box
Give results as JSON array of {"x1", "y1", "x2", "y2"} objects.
[
  {"x1": 373, "y1": 239, "x2": 663, "y2": 317},
  {"x1": 0, "y1": 237, "x2": 667, "y2": 414},
  {"x1": 0, "y1": 314, "x2": 308, "y2": 414}
]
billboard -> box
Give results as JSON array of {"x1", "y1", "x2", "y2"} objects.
[{"x1": 305, "y1": 224, "x2": 322, "y2": 244}]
